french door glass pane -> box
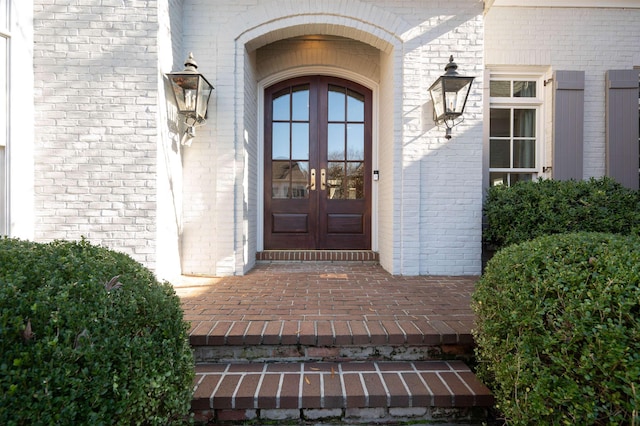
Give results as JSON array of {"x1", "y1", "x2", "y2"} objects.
[
  {"x1": 328, "y1": 86, "x2": 345, "y2": 121},
  {"x1": 347, "y1": 90, "x2": 364, "y2": 121},
  {"x1": 272, "y1": 160, "x2": 290, "y2": 199},
  {"x1": 327, "y1": 162, "x2": 344, "y2": 199},
  {"x1": 347, "y1": 162, "x2": 365, "y2": 199},
  {"x1": 272, "y1": 122, "x2": 290, "y2": 159},
  {"x1": 490, "y1": 139, "x2": 510, "y2": 168},
  {"x1": 328, "y1": 123, "x2": 345, "y2": 160},
  {"x1": 290, "y1": 161, "x2": 309, "y2": 199},
  {"x1": 291, "y1": 86, "x2": 309, "y2": 121},
  {"x1": 272, "y1": 91, "x2": 290, "y2": 121},
  {"x1": 291, "y1": 123, "x2": 309, "y2": 159},
  {"x1": 347, "y1": 123, "x2": 364, "y2": 160}
]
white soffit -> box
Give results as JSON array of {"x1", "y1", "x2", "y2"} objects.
[{"x1": 486, "y1": 0, "x2": 640, "y2": 10}]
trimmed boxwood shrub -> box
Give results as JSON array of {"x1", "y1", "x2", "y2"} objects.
[
  {"x1": 483, "y1": 177, "x2": 640, "y2": 250},
  {"x1": 0, "y1": 238, "x2": 194, "y2": 425},
  {"x1": 473, "y1": 232, "x2": 640, "y2": 425}
]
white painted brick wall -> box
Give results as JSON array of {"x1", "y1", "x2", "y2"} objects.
[
  {"x1": 180, "y1": 0, "x2": 484, "y2": 275},
  {"x1": 33, "y1": 0, "x2": 160, "y2": 268},
  {"x1": 485, "y1": 6, "x2": 640, "y2": 179}
]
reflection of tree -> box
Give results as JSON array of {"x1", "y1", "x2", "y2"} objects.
[
  {"x1": 272, "y1": 161, "x2": 309, "y2": 199},
  {"x1": 327, "y1": 162, "x2": 364, "y2": 199}
]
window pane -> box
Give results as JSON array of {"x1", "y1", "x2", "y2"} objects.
[
  {"x1": 347, "y1": 123, "x2": 364, "y2": 161},
  {"x1": 490, "y1": 81, "x2": 510, "y2": 97},
  {"x1": 328, "y1": 123, "x2": 345, "y2": 160},
  {"x1": 347, "y1": 90, "x2": 364, "y2": 121},
  {"x1": 290, "y1": 161, "x2": 309, "y2": 199},
  {"x1": 327, "y1": 162, "x2": 344, "y2": 199},
  {"x1": 272, "y1": 122, "x2": 290, "y2": 159},
  {"x1": 271, "y1": 160, "x2": 290, "y2": 199},
  {"x1": 513, "y1": 139, "x2": 535, "y2": 168},
  {"x1": 513, "y1": 81, "x2": 536, "y2": 98},
  {"x1": 490, "y1": 108, "x2": 510, "y2": 137},
  {"x1": 511, "y1": 173, "x2": 533, "y2": 185},
  {"x1": 291, "y1": 86, "x2": 309, "y2": 121},
  {"x1": 514, "y1": 109, "x2": 536, "y2": 137},
  {"x1": 490, "y1": 139, "x2": 510, "y2": 168},
  {"x1": 328, "y1": 86, "x2": 345, "y2": 121},
  {"x1": 291, "y1": 123, "x2": 309, "y2": 159},
  {"x1": 490, "y1": 172, "x2": 508, "y2": 187},
  {"x1": 272, "y1": 91, "x2": 290, "y2": 121}
]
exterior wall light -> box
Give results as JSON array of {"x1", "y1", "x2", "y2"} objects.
[
  {"x1": 428, "y1": 55, "x2": 475, "y2": 139},
  {"x1": 166, "y1": 52, "x2": 214, "y2": 146}
]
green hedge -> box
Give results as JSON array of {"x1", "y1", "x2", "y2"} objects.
[
  {"x1": 483, "y1": 177, "x2": 640, "y2": 250},
  {"x1": 0, "y1": 238, "x2": 194, "y2": 425},
  {"x1": 473, "y1": 232, "x2": 640, "y2": 425}
]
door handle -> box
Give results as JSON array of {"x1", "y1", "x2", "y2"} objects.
[
  {"x1": 310, "y1": 168, "x2": 316, "y2": 191},
  {"x1": 320, "y1": 168, "x2": 326, "y2": 191}
]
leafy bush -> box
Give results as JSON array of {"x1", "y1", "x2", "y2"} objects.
[
  {"x1": 473, "y1": 232, "x2": 640, "y2": 425},
  {"x1": 0, "y1": 238, "x2": 194, "y2": 425},
  {"x1": 483, "y1": 177, "x2": 640, "y2": 250}
]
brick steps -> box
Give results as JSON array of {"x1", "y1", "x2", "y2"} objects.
[
  {"x1": 178, "y1": 264, "x2": 494, "y2": 424},
  {"x1": 188, "y1": 319, "x2": 474, "y2": 362},
  {"x1": 191, "y1": 360, "x2": 494, "y2": 424}
]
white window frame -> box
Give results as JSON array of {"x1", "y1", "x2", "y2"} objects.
[{"x1": 488, "y1": 71, "x2": 545, "y2": 186}]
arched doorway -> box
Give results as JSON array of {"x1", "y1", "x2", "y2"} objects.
[{"x1": 264, "y1": 76, "x2": 372, "y2": 250}]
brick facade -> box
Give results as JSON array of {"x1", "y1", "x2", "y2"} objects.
[{"x1": 11, "y1": 1, "x2": 636, "y2": 278}]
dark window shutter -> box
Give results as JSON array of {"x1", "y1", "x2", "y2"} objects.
[
  {"x1": 606, "y1": 69, "x2": 639, "y2": 190},
  {"x1": 553, "y1": 71, "x2": 585, "y2": 181}
]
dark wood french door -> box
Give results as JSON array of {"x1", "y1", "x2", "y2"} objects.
[{"x1": 264, "y1": 76, "x2": 372, "y2": 250}]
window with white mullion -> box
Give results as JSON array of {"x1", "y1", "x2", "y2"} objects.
[{"x1": 489, "y1": 74, "x2": 542, "y2": 186}]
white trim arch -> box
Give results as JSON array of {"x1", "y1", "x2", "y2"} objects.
[{"x1": 256, "y1": 66, "x2": 380, "y2": 252}]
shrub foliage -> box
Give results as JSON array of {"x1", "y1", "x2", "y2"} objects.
[
  {"x1": 473, "y1": 232, "x2": 640, "y2": 425},
  {"x1": 0, "y1": 238, "x2": 194, "y2": 425},
  {"x1": 483, "y1": 177, "x2": 640, "y2": 250}
]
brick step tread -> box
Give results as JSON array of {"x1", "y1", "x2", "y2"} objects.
[
  {"x1": 192, "y1": 360, "x2": 494, "y2": 412},
  {"x1": 188, "y1": 319, "x2": 473, "y2": 347}
]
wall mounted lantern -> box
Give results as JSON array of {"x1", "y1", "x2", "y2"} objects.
[
  {"x1": 428, "y1": 55, "x2": 474, "y2": 139},
  {"x1": 166, "y1": 52, "x2": 214, "y2": 146}
]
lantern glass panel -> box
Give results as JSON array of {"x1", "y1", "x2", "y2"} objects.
[
  {"x1": 196, "y1": 76, "x2": 213, "y2": 120},
  {"x1": 442, "y1": 77, "x2": 473, "y2": 116},
  {"x1": 429, "y1": 80, "x2": 445, "y2": 120},
  {"x1": 169, "y1": 74, "x2": 200, "y2": 114}
]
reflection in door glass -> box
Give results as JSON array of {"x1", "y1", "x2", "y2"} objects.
[
  {"x1": 271, "y1": 84, "x2": 310, "y2": 199},
  {"x1": 347, "y1": 124, "x2": 364, "y2": 160},
  {"x1": 328, "y1": 123, "x2": 345, "y2": 160},
  {"x1": 326, "y1": 85, "x2": 366, "y2": 199},
  {"x1": 272, "y1": 161, "x2": 309, "y2": 199}
]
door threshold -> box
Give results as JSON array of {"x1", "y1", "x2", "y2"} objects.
[{"x1": 256, "y1": 250, "x2": 379, "y2": 263}]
